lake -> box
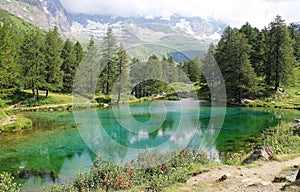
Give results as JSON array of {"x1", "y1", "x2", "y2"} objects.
[{"x1": 0, "y1": 99, "x2": 282, "y2": 190}]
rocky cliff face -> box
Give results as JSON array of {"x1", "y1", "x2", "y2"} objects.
[{"x1": 0, "y1": 0, "x2": 70, "y2": 32}]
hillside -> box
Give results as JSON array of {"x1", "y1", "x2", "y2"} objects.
[{"x1": 0, "y1": 8, "x2": 40, "y2": 36}]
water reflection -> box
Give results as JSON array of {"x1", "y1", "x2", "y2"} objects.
[{"x1": 0, "y1": 101, "x2": 283, "y2": 191}]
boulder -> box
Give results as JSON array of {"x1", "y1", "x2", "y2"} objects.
[
  {"x1": 296, "y1": 169, "x2": 300, "y2": 181},
  {"x1": 216, "y1": 174, "x2": 229, "y2": 183},
  {"x1": 293, "y1": 119, "x2": 300, "y2": 123},
  {"x1": 243, "y1": 146, "x2": 273, "y2": 164}
]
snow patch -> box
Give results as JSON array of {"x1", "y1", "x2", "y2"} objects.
[
  {"x1": 43, "y1": 6, "x2": 50, "y2": 15},
  {"x1": 175, "y1": 19, "x2": 195, "y2": 36}
]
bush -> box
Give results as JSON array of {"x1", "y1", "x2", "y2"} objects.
[
  {"x1": 261, "y1": 123, "x2": 300, "y2": 154},
  {"x1": 95, "y1": 96, "x2": 111, "y2": 104},
  {"x1": 0, "y1": 172, "x2": 22, "y2": 192},
  {"x1": 46, "y1": 149, "x2": 209, "y2": 192}
]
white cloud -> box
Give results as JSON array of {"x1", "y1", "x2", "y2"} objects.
[{"x1": 59, "y1": 0, "x2": 300, "y2": 28}]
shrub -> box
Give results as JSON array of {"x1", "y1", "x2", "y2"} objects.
[
  {"x1": 0, "y1": 172, "x2": 22, "y2": 192},
  {"x1": 46, "y1": 149, "x2": 209, "y2": 192},
  {"x1": 95, "y1": 96, "x2": 111, "y2": 104}
]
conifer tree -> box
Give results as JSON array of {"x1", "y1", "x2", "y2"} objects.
[
  {"x1": 240, "y1": 22, "x2": 265, "y2": 76},
  {"x1": 100, "y1": 28, "x2": 118, "y2": 95},
  {"x1": 20, "y1": 30, "x2": 45, "y2": 100},
  {"x1": 201, "y1": 44, "x2": 217, "y2": 92},
  {"x1": 43, "y1": 26, "x2": 63, "y2": 97},
  {"x1": 61, "y1": 39, "x2": 76, "y2": 93},
  {"x1": 265, "y1": 16, "x2": 296, "y2": 89},
  {"x1": 74, "y1": 38, "x2": 100, "y2": 97},
  {"x1": 74, "y1": 41, "x2": 84, "y2": 68},
  {"x1": 0, "y1": 22, "x2": 19, "y2": 97},
  {"x1": 115, "y1": 44, "x2": 130, "y2": 104},
  {"x1": 215, "y1": 27, "x2": 256, "y2": 103}
]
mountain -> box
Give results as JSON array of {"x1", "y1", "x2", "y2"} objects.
[
  {"x1": 0, "y1": 0, "x2": 70, "y2": 31},
  {"x1": 0, "y1": 0, "x2": 227, "y2": 61},
  {"x1": 0, "y1": 8, "x2": 40, "y2": 36},
  {"x1": 65, "y1": 13, "x2": 226, "y2": 60}
]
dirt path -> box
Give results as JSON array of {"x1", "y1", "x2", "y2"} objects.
[{"x1": 186, "y1": 157, "x2": 300, "y2": 191}]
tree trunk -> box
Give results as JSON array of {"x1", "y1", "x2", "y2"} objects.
[
  {"x1": 117, "y1": 85, "x2": 121, "y2": 104},
  {"x1": 106, "y1": 81, "x2": 109, "y2": 95},
  {"x1": 45, "y1": 90, "x2": 48, "y2": 98},
  {"x1": 32, "y1": 89, "x2": 35, "y2": 98},
  {"x1": 36, "y1": 89, "x2": 39, "y2": 101}
]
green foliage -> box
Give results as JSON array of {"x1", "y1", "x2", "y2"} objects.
[
  {"x1": 95, "y1": 95, "x2": 112, "y2": 104},
  {"x1": 0, "y1": 172, "x2": 22, "y2": 192},
  {"x1": 114, "y1": 44, "x2": 130, "y2": 104},
  {"x1": 215, "y1": 27, "x2": 257, "y2": 103},
  {"x1": 44, "y1": 149, "x2": 209, "y2": 192},
  {"x1": 43, "y1": 26, "x2": 64, "y2": 95},
  {"x1": 0, "y1": 115, "x2": 32, "y2": 131},
  {"x1": 0, "y1": 22, "x2": 20, "y2": 97},
  {"x1": 61, "y1": 39, "x2": 77, "y2": 93},
  {"x1": 260, "y1": 123, "x2": 300, "y2": 154},
  {"x1": 98, "y1": 28, "x2": 119, "y2": 95},
  {"x1": 20, "y1": 30, "x2": 46, "y2": 100},
  {"x1": 265, "y1": 15, "x2": 296, "y2": 89},
  {"x1": 73, "y1": 38, "x2": 100, "y2": 98},
  {"x1": 181, "y1": 59, "x2": 201, "y2": 83}
]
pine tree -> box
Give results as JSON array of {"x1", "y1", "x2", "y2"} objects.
[
  {"x1": 288, "y1": 23, "x2": 300, "y2": 63},
  {"x1": 201, "y1": 44, "x2": 217, "y2": 92},
  {"x1": 0, "y1": 22, "x2": 19, "y2": 97},
  {"x1": 130, "y1": 58, "x2": 145, "y2": 98},
  {"x1": 182, "y1": 59, "x2": 201, "y2": 83},
  {"x1": 240, "y1": 22, "x2": 265, "y2": 76},
  {"x1": 74, "y1": 38, "x2": 100, "y2": 97},
  {"x1": 100, "y1": 28, "x2": 118, "y2": 95},
  {"x1": 115, "y1": 44, "x2": 130, "y2": 104},
  {"x1": 61, "y1": 39, "x2": 76, "y2": 93},
  {"x1": 20, "y1": 30, "x2": 45, "y2": 100},
  {"x1": 43, "y1": 26, "x2": 63, "y2": 97},
  {"x1": 74, "y1": 41, "x2": 84, "y2": 69},
  {"x1": 265, "y1": 15, "x2": 296, "y2": 90},
  {"x1": 215, "y1": 27, "x2": 257, "y2": 103}
]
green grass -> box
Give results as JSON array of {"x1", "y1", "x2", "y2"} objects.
[
  {"x1": 260, "y1": 122, "x2": 300, "y2": 155},
  {"x1": 17, "y1": 91, "x2": 73, "y2": 107},
  {"x1": 0, "y1": 115, "x2": 32, "y2": 131},
  {"x1": 0, "y1": 110, "x2": 8, "y2": 123}
]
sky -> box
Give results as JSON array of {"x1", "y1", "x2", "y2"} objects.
[{"x1": 59, "y1": 0, "x2": 300, "y2": 28}]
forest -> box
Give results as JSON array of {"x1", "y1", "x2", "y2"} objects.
[{"x1": 0, "y1": 15, "x2": 299, "y2": 104}]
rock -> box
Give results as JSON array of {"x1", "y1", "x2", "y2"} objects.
[
  {"x1": 286, "y1": 174, "x2": 297, "y2": 182},
  {"x1": 261, "y1": 181, "x2": 272, "y2": 186},
  {"x1": 296, "y1": 169, "x2": 300, "y2": 181},
  {"x1": 243, "y1": 146, "x2": 273, "y2": 164},
  {"x1": 292, "y1": 119, "x2": 300, "y2": 123},
  {"x1": 216, "y1": 174, "x2": 228, "y2": 183},
  {"x1": 241, "y1": 177, "x2": 262, "y2": 186}
]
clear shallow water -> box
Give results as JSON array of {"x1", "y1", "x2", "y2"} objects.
[{"x1": 0, "y1": 99, "x2": 282, "y2": 190}]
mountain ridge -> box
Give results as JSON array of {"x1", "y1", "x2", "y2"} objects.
[{"x1": 0, "y1": 0, "x2": 227, "y2": 61}]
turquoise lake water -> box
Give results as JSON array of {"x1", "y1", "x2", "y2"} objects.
[{"x1": 0, "y1": 99, "x2": 283, "y2": 190}]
